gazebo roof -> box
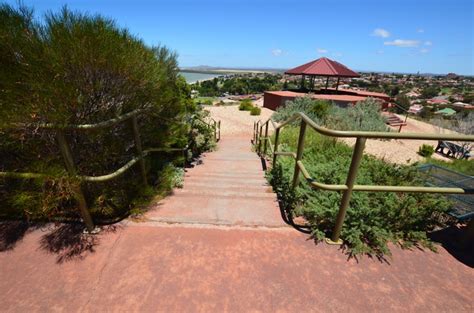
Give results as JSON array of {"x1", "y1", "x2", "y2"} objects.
[{"x1": 285, "y1": 57, "x2": 360, "y2": 78}]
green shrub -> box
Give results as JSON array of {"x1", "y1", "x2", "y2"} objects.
[
  {"x1": 0, "y1": 4, "x2": 213, "y2": 221},
  {"x1": 273, "y1": 97, "x2": 388, "y2": 132},
  {"x1": 267, "y1": 127, "x2": 450, "y2": 257},
  {"x1": 418, "y1": 144, "x2": 434, "y2": 157},
  {"x1": 250, "y1": 106, "x2": 261, "y2": 116},
  {"x1": 239, "y1": 99, "x2": 254, "y2": 111},
  {"x1": 325, "y1": 98, "x2": 389, "y2": 132},
  {"x1": 273, "y1": 97, "x2": 330, "y2": 124}
]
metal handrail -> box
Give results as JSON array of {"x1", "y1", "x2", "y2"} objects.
[
  {"x1": 253, "y1": 112, "x2": 474, "y2": 244},
  {"x1": 1, "y1": 110, "x2": 219, "y2": 232}
]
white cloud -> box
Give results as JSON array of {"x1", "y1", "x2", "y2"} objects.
[
  {"x1": 333, "y1": 52, "x2": 342, "y2": 57},
  {"x1": 424, "y1": 41, "x2": 432, "y2": 46},
  {"x1": 372, "y1": 28, "x2": 390, "y2": 38},
  {"x1": 384, "y1": 39, "x2": 420, "y2": 47},
  {"x1": 420, "y1": 48, "x2": 429, "y2": 54},
  {"x1": 317, "y1": 48, "x2": 328, "y2": 54},
  {"x1": 417, "y1": 29, "x2": 425, "y2": 33},
  {"x1": 271, "y1": 49, "x2": 282, "y2": 56}
]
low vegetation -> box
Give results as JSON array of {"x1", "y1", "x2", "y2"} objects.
[
  {"x1": 273, "y1": 97, "x2": 389, "y2": 132},
  {"x1": 418, "y1": 144, "x2": 435, "y2": 157},
  {"x1": 266, "y1": 98, "x2": 450, "y2": 257},
  {"x1": 268, "y1": 129, "x2": 450, "y2": 257},
  {"x1": 250, "y1": 106, "x2": 261, "y2": 116},
  {"x1": 238, "y1": 99, "x2": 254, "y2": 111}
]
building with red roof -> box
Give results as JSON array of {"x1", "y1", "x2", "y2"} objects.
[{"x1": 264, "y1": 57, "x2": 390, "y2": 110}]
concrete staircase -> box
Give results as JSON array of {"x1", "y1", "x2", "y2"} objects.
[
  {"x1": 145, "y1": 136, "x2": 286, "y2": 228},
  {"x1": 384, "y1": 112, "x2": 407, "y2": 127}
]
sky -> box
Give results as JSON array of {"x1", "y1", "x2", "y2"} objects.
[{"x1": 5, "y1": 0, "x2": 474, "y2": 75}]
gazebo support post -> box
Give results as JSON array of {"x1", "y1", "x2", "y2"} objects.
[
  {"x1": 325, "y1": 77, "x2": 329, "y2": 90},
  {"x1": 335, "y1": 77, "x2": 340, "y2": 92},
  {"x1": 300, "y1": 75, "x2": 306, "y2": 90}
]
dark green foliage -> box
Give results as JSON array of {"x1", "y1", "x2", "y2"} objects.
[
  {"x1": 250, "y1": 106, "x2": 261, "y2": 116},
  {"x1": 394, "y1": 94, "x2": 410, "y2": 113},
  {"x1": 421, "y1": 86, "x2": 440, "y2": 99},
  {"x1": 239, "y1": 99, "x2": 254, "y2": 111},
  {"x1": 196, "y1": 73, "x2": 283, "y2": 96},
  {"x1": 267, "y1": 127, "x2": 450, "y2": 257},
  {"x1": 0, "y1": 4, "x2": 213, "y2": 221},
  {"x1": 418, "y1": 144, "x2": 434, "y2": 157}
]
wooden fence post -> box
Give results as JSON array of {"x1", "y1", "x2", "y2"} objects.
[
  {"x1": 131, "y1": 115, "x2": 148, "y2": 186},
  {"x1": 56, "y1": 130, "x2": 95, "y2": 233}
]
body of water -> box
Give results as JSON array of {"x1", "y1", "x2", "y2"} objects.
[{"x1": 180, "y1": 71, "x2": 221, "y2": 84}]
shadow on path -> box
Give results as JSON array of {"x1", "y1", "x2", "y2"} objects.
[
  {"x1": 429, "y1": 224, "x2": 474, "y2": 268},
  {"x1": 0, "y1": 221, "x2": 37, "y2": 252},
  {"x1": 40, "y1": 223, "x2": 119, "y2": 264},
  {"x1": 1, "y1": 220, "x2": 119, "y2": 264}
]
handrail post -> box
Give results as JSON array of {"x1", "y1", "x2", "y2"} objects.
[
  {"x1": 292, "y1": 120, "x2": 307, "y2": 189},
  {"x1": 131, "y1": 115, "x2": 148, "y2": 186},
  {"x1": 258, "y1": 124, "x2": 264, "y2": 155},
  {"x1": 263, "y1": 121, "x2": 269, "y2": 156},
  {"x1": 56, "y1": 130, "x2": 95, "y2": 233},
  {"x1": 328, "y1": 137, "x2": 367, "y2": 244},
  {"x1": 255, "y1": 121, "x2": 259, "y2": 143},
  {"x1": 272, "y1": 128, "x2": 280, "y2": 165},
  {"x1": 213, "y1": 120, "x2": 217, "y2": 142},
  {"x1": 254, "y1": 121, "x2": 257, "y2": 143},
  {"x1": 218, "y1": 120, "x2": 221, "y2": 141}
]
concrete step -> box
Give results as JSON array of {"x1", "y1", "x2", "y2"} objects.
[
  {"x1": 182, "y1": 181, "x2": 272, "y2": 192},
  {"x1": 147, "y1": 195, "x2": 283, "y2": 227},
  {"x1": 172, "y1": 188, "x2": 276, "y2": 199}
]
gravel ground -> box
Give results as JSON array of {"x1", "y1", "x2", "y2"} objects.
[{"x1": 207, "y1": 102, "x2": 457, "y2": 165}]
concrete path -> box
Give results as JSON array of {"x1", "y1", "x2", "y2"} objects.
[
  {"x1": 0, "y1": 132, "x2": 473, "y2": 312},
  {"x1": 146, "y1": 136, "x2": 285, "y2": 228}
]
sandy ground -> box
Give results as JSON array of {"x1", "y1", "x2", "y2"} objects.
[
  {"x1": 340, "y1": 114, "x2": 458, "y2": 164},
  {"x1": 207, "y1": 103, "x2": 458, "y2": 165},
  {"x1": 205, "y1": 99, "x2": 272, "y2": 137}
]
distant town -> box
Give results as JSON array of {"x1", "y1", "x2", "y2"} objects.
[{"x1": 185, "y1": 65, "x2": 474, "y2": 123}]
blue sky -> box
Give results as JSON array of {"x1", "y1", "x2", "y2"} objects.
[{"x1": 6, "y1": 0, "x2": 474, "y2": 74}]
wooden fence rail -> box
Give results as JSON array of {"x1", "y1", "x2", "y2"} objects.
[{"x1": 0, "y1": 110, "x2": 220, "y2": 232}]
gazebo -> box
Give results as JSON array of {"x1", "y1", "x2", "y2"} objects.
[{"x1": 285, "y1": 57, "x2": 360, "y2": 92}]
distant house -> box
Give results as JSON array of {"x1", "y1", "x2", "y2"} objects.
[
  {"x1": 408, "y1": 104, "x2": 423, "y2": 114},
  {"x1": 427, "y1": 98, "x2": 450, "y2": 105},
  {"x1": 452, "y1": 101, "x2": 470, "y2": 108},
  {"x1": 435, "y1": 108, "x2": 456, "y2": 116},
  {"x1": 406, "y1": 90, "x2": 421, "y2": 98}
]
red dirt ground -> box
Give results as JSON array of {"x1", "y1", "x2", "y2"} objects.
[{"x1": 0, "y1": 134, "x2": 473, "y2": 312}]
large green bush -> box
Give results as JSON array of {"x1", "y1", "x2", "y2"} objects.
[
  {"x1": 273, "y1": 97, "x2": 388, "y2": 132},
  {"x1": 325, "y1": 98, "x2": 389, "y2": 132},
  {"x1": 0, "y1": 4, "x2": 213, "y2": 221},
  {"x1": 273, "y1": 97, "x2": 330, "y2": 124},
  {"x1": 267, "y1": 127, "x2": 450, "y2": 257}
]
